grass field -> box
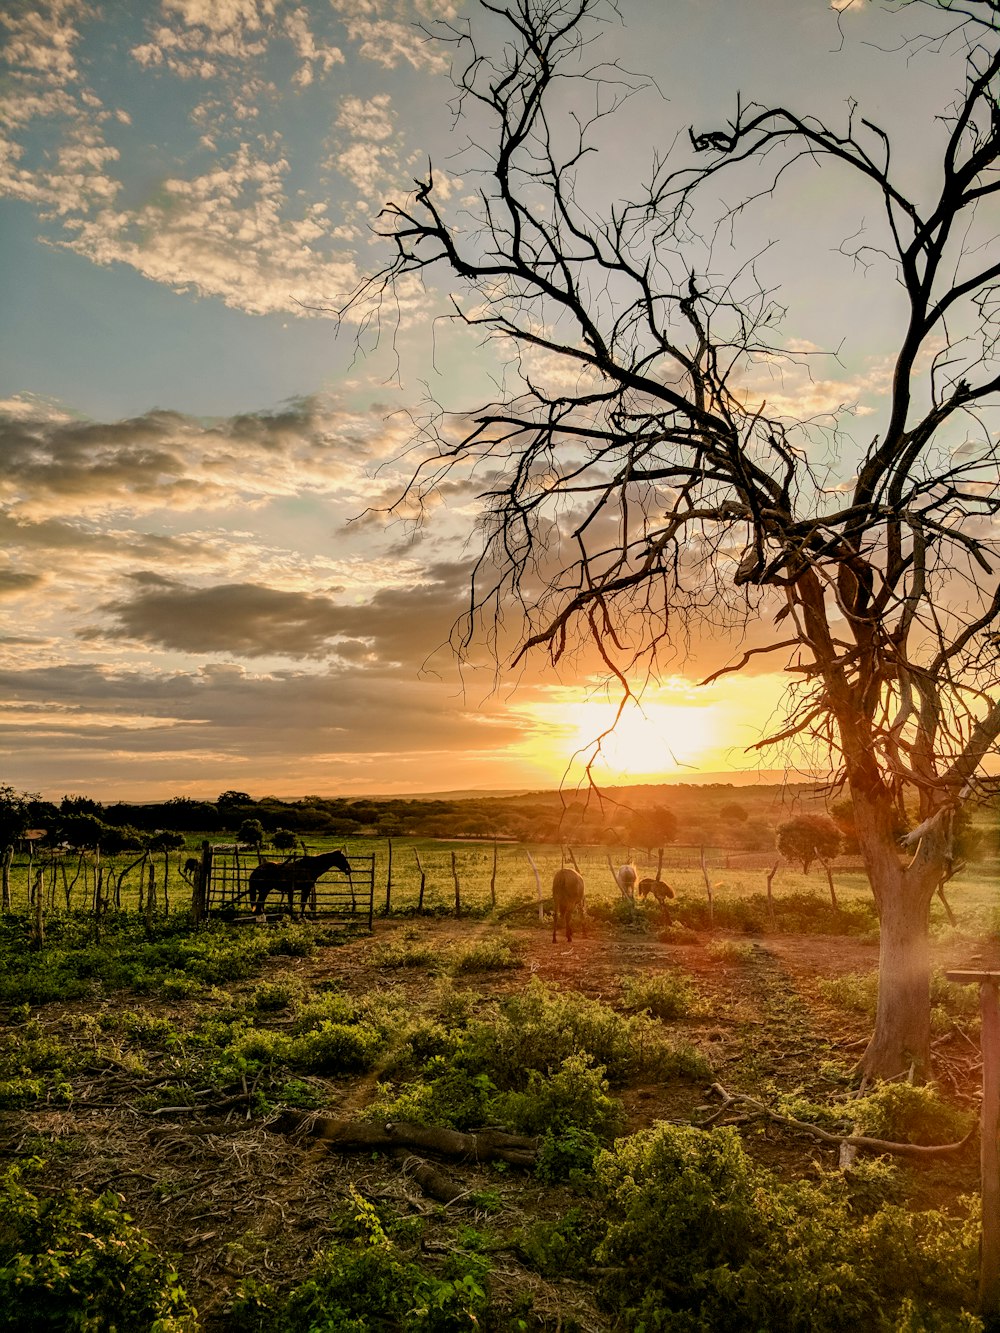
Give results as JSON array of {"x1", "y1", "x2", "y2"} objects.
[{"x1": 7, "y1": 832, "x2": 997, "y2": 941}]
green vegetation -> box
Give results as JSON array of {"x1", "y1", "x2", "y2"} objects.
[
  {"x1": 619, "y1": 968, "x2": 703, "y2": 1019},
  {"x1": 0, "y1": 1161, "x2": 196, "y2": 1331},
  {"x1": 0, "y1": 785, "x2": 992, "y2": 1331},
  {"x1": 589, "y1": 1124, "x2": 980, "y2": 1332}
]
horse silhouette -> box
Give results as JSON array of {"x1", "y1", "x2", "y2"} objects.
[{"x1": 248, "y1": 849, "x2": 351, "y2": 915}]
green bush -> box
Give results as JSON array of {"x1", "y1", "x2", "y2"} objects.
[
  {"x1": 450, "y1": 930, "x2": 523, "y2": 973},
  {"x1": 853, "y1": 1082, "x2": 973, "y2": 1146},
  {"x1": 0, "y1": 1163, "x2": 196, "y2": 1331},
  {"x1": 462, "y1": 978, "x2": 710, "y2": 1088},
  {"x1": 491, "y1": 1052, "x2": 624, "y2": 1141},
  {"x1": 288, "y1": 1020, "x2": 385, "y2": 1074},
  {"x1": 368, "y1": 1061, "x2": 497, "y2": 1130},
  {"x1": 591, "y1": 1122, "x2": 980, "y2": 1332},
  {"x1": 619, "y1": 969, "x2": 701, "y2": 1020},
  {"x1": 230, "y1": 1188, "x2": 492, "y2": 1332}
]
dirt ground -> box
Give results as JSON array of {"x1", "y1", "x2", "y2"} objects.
[{"x1": 4, "y1": 914, "x2": 988, "y2": 1329}]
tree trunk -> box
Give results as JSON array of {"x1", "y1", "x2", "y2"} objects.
[
  {"x1": 862, "y1": 879, "x2": 935, "y2": 1081},
  {"x1": 854, "y1": 790, "x2": 939, "y2": 1082}
]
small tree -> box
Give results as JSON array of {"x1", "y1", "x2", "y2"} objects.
[
  {"x1": 627, "y1": 805, "x2": 678, "y2": 853},
  {"x1": 0, "y1": 786, "x2": 34, "y2": 911},
  {"x1": 777, "y1": 815, "x2": 843, "y2": 910},
  {"x1": 237, "y1": 819, "x2": 265, "y2": 851},
  {"x1": 777, "y1": 816, "x2": 843, "y2": 875},
  {"x1": 272, "y1": 829, "x2": 299, "y2": 854},
  {"x1": 719, "y1": 802, "x2": 750, "y2": 826},
  {"x1": 218, "y1": 791, "x2": 253, "y2": 809}
]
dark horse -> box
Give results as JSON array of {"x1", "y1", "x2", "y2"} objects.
[{"x1": 248, "y1": 849, "x2": 351, "y2": 915}]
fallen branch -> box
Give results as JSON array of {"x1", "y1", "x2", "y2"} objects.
[
  {"x1": 706, "y1": 1083, "x2": 974, "y2": 1160},
  {"x1": 269, "y1": 1110, "x2": 538, "y2": 1168},
  {"x1": 390, "y1": 1148, "x2": 470, "y2": 1205}
]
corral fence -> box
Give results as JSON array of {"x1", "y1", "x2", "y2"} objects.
[{"x1": 192, "y1": 842, "x2": 376, "y2": 930}]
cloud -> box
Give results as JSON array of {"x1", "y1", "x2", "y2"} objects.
[
  {"x1": 0, "y1": 571, "x2": 43, "y2": 597},
  {"x1": 0, "y1": 2, "x2": 445, "y2": 318},
  {"x1": 0, "y1": 394, "x2": 372, "y2": 521},
  {"x1": 0, "y1": 657, "x2": 532, "y2": 799},
  {"x1": 95, "y1": 561, "x2": 468, "y2": 663},
  {"x1": 327, "y1": 0, "x2": 454, "y2": 72}
]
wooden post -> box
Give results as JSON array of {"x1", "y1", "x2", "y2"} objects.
[
  {"x1": 700, "y1": 845, "x2": 714, "y2": 926},
  {"x1": 490, "y1": 840, "x2": 498, "y2": 910},
  {"x1": 766, "y1": 861, "x2": 779, "y2": 926},
  {"x1": 146, "y1": 861, "x2": 155, "y2": 930},
  {"x1": 384, "y1": 838, "x2": 393, "y2": 915},
  {"x1": 31, "y1": 871, "x2": 44, "y2": 949},
  {"x1": 192, "y1": 840, "x2": 211, "y2": 923},
  {"x1": 451, "y1": 851, "x2": 461, "y2": 917},
  {"x1": 945, "y1": 969, "x2": 1000, "y2": 1319},
  {"x1": 413, "y1": 848, "x2": 426, "y2": 913},
  {"x1": 656, "y1": 847, "x2": 664, "y2": 880},
  {"x1": 823, "y1": 860, "x2": 839, "y2": 911},
  {"x1": 1, "y1": 844, "x2": 11, "y2": 911},
  {"x1": 525, "y1": 851, "x2": 543, "y2": 921}
]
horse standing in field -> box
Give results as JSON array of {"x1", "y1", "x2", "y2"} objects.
[
  {"x1": 551, "y1": 867, "x2": 585, "y2": 943},
  {"x1": 616, "y1": 864, "x2": 638, "y2": 899},
  {"x1": 248, "y1": 849, "x2": 351, "y2": 916}
]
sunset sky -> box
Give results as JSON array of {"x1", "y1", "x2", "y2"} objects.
[{"x1": 0, "y1": 0, "x2": 969, "y2": 800}]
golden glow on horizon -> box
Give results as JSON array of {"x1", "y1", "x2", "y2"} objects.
[{"x1": 521, "y1": 692, "x2": 723, "y2": 781}]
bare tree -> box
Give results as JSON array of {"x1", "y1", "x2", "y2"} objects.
[{"x1": 344, "y1": 0, "x2": 1000, "y2": 1079}]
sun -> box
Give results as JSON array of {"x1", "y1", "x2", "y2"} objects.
[{"x1": 520, "y1": 690, "x2": 722, "y2": 782}]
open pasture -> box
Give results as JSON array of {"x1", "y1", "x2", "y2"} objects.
[
  {"x1": 5, "y1": 833, "x2": 995, "y2": 939},
  {"x1": 0, "y1": 840, "x2": 997, "y2": 1329}
]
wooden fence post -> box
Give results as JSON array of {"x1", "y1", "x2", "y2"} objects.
[
  {"x1": 525, "y1": 851, "x2": 543, "y2": 921},
  {"x1": 766, "y1": 861, "x2": 779, "y2": 926},
  {"x1": 413, "y1": 848, "x2": 426, "y2": 913},
  {"x1": 700, "y1": 846, "x2": 714, "y2": 926},
  {"x1": 451, "y1": 851, "x2": 461, "y2": 917},
  {"x1": 1, "y1": 844, "x2": 11, "y2": 911},
  {"x1": 490, "y1": 840, "x2": 498, "y2": 910},
  {"x1": 945, "y1": 969, "x2": 1000, "y2": 1320},
  {"x1": 192, "y1": 840, "x2": 211, "y2": 923}
]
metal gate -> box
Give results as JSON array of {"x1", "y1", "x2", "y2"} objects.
[{"x1": 194, "y1": 843, "x2": 375, "y2": 929}]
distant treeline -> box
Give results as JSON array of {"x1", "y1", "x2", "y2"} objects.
[{"x1": 2, "y1": 782, "x2": 997, "y2": 857}]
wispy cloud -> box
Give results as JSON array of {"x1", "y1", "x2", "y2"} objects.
[{"x1": 0, "y1": 0, "x2": 443, "y2": 317}]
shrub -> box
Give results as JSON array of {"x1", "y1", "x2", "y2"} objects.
[
  {"x1": 853, "y1": 1083, "x2": 973, "y2": 1146},
  {"x1": 368, "y1": 1061, "x2": 497, "y2": 1130},
  {"x1": 0, "y1": 1163, "x2": 196, "y2": 1331},
  {"x1": 370, "y1": 938, "x2": 443, "y2": 970},
  {"x1": 619, "y1": 968, "x2": 701, "y2": 1019},
  {"x1": 450, "y1": 930, "x2": 523, "y2": 973},
  {"x1": 232, "y1": 1188, "x2": 493, "y2": 1333},
  {"x1": 288, "y1": 1020, "x2": 385, "y2": 1074},
  {"x1": 592, "y1": 1122, "x2": 979, "y2": 1332},
  {"x1": 461, "y1": 978, "x2": 710, "y2": 1088},
  {"x1": 491, "y1": 1052, "x2": 624, "y2": 1141}
]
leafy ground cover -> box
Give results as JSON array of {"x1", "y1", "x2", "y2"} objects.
[{"x1": 0, "y1": 881, "x2": 993, "y2": 1330}]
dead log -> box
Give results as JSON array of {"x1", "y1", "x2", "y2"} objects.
[
  {"x1": 269, "y1": 1110, "x2": 538, "y2": 1168},
  {"x1": 390, "y1": 1148, "x2": 469, "y2": 1204}
]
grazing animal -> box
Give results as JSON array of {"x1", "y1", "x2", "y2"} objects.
[
  {"x1": 616, "y1": 863, "x2": 638, "y2": 899},
  {"x1": 636, "y1": 877, "x2": 675, "y2": 905},
  {"x1": 551, "y1": 867, "x2": 585, "y2": 943},
  {"x1": 248, "y1": 849, "x2": 351, "y2": 916}
]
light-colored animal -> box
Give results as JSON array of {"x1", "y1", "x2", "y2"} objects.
[
  {"x1": 248, "y1": 849, "x2": 351, "y2": 915},
  {"x1": 637, "y1": 877, "x2": 675, "y2": 905},
  {"x1": 616, "y1": 863, "x2": 638, "y2": 899},
  {"x1": 551, "y1": 867, "x2": 585, "y2": 943}
]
